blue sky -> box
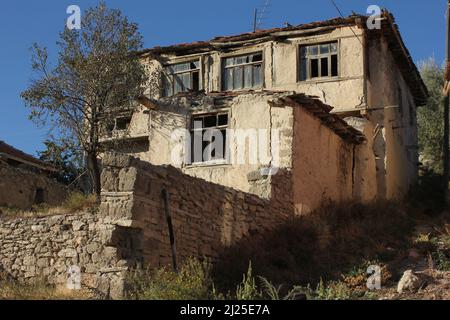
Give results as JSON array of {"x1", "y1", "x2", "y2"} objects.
[{"x1": 0, "y1": 0, "x2": 446, "y2": 155}]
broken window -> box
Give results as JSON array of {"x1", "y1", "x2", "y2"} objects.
[
  {"x1": 106, "y1": 116, "x2": 132, "y2": 133},
  {"x1": 190, "y1": 113, "x2": 229, "y2": 164},
  {"x1": 116, "y1": 116, "x2": 132, "y2": 131},
  {"x1": 222, "y1": 53, "x2": 263, "y2": 91},
  {"x1": 163, "y1": 60, "x2": 200, "y2": 96},
  {"x1": 34, "y1": 188, "x2": 46, "y2": 205},
  {"x1": 299, "y1": 42, "x2": 338, "y2": 81}
]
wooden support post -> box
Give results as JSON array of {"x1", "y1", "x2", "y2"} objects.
[{"x1": 162, "y1": 188, "x2": 178, "y2": 273}]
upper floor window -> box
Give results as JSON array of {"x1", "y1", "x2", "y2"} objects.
[
  {"x1": 299, "y1": 42, "x2": 338, "y2": 81},
  {"x1": 222, "y1": 53, "x2": 263, "y2": 91},
  {"x1": 163, "y1": 60, "x2": 200, "y2": 96}
]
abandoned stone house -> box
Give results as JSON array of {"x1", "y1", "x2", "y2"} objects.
[
  {"x1": 104, "y1": 11, "x2": 427, "y2": 214},
  {"x1": 0, "y1": 11, "x2": 430, "y2": 298},
  {"x1": 0, "y1": 140, "x2": 66, "y2": 210}
]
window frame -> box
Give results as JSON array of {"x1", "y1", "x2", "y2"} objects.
[
  {"x1": 106, "y1": 114, "x2": 132, "y2": 134},
  {"x1": 163, "y1": 59, "x2": 201, "y2": 97},
  {"x1": 115, "y1": 116, "x2": 132, "y2": 131},
  {"x1": 221, "y1": 52, "x2": 264, "y2": 91},
  {"x1": 298, "y1": 41, "x2": 339, "y2": 82},
  {"x1": 189, "y1": 111, "x2": 230, "y2": 165}
]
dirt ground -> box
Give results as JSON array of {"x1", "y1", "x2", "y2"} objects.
[{"x1": 377, "y1": 212, "x2": 450, "y2": 300}]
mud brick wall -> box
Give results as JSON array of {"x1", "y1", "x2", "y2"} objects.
[
  {"x1": 100, "y1": 153, "x2": 295, "y2": 269},
  {"x1": 0, "y1": 161, "x2": 67, "y2": 210}
]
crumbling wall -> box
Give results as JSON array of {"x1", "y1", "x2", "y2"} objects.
[
  {"x1": 0, "y1": 152, "x2": 294, "y2": 299},
  {"x1": 271, "y1": 27, "x2": 366, "y2": 111},
  {"x1": 366, "y1": 35, "x2": 419, "y2": 199},
  {"x1": 142, "y1": 27, "x2": 366, "y2": 112},
  {"x1": 292, "y1": 107, "x2": 356, "y2": 214},
  {"x1": 0, "y1": 161, "x2": 67, "y2": 210},
  {"x1": 100, "y1": 153, "x2": 294, "y2": 269},
  {"x1": 131, "y1": 93, "x2": 294, "y2": 198}
]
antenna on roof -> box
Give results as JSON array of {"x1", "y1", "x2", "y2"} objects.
[
  {"x1": 253, "y1": 8, "x2": 258, "y2": 33},
  {"x1": 329, "y1": 0, "x2": 363, "y2": 46},
  {"x1": 253, "y1": 0, "x2": 271, "y2": 32}
]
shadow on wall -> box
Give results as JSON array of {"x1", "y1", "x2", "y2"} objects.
[
  {"x1": 100, "y1": 153, "x2": 295, "y2": 271},
  {"x1": 212, "y1": 200, "x2": 415, "y2": 291}
]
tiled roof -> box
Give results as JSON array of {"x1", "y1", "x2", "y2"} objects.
[
  {"x1": 0, "y1": 140, "x2": 57, "y2": 172},
  {"x1": 140, "y1": 10, "x2": 428, "y2": 106},
  {"x1": 279, "y1": 93, "x2": 366, "y2": 144}
]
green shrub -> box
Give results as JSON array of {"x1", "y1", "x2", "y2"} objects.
[
  {"x1": 258, "y1": 276, "x2": 304, "y2": 300},
  {"x1": 235, "y1": 263, "x2": 261, "y2": 300},
  {"x1": 307, "y1": 279, "x2": 352, "y2": 300},
  {"x1": 432, "y1": 249, "x2": 450, "y2": 271},
  {"x1": 62, "y1": 192, "x2": 98, "y2": 213},
  {"x1": 125, "y1": 258, "x2": 214, "y2": 300},
  {"x1": 408, "y1": 168, "x2": 447, "y2": 215}
]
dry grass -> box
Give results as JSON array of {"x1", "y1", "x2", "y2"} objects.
[
  {"x1": 0, "y1": 278, "x2": 93, "y2": 300},
  {"x1": 0, "y1": 192, "x2": 98, "y2": 220}
]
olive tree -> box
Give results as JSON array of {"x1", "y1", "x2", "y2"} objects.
[
  {"x1": 417, "y1": 59, "x2": 445, "y2": 173},
  {"x1": 22, "y1": 2, "x2": 148, "y2": 197}
]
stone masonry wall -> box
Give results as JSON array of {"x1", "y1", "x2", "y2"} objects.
[
  {"x1": 0, "y1": 153, "x2": 295, "y2": 299},
  {"x1": 0, "y1": 212, "x2": 130, "y2": 299},
  {"x1": 100, "y1": 153, "x2": 294, "y2": 269}
]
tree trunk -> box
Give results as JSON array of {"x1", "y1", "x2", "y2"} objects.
[{"x1": 87, "y1": 151, "x2": 101, "y2": 199}]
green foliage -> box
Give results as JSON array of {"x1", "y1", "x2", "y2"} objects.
[
  {"x1": 432, "y1": 249, "x2": 450, "y2": 271},
  {"x1": 235, "y1": 263, "x2": 261, "y2": 300},
  {"x1": 38, "y1": 139, "x2": 84, "y2": 186},
  {"x1": 417, "y1": 59, "x2": 445, "y2": 173},
  {"x1": 431, "y1": 228, "x2": 450, "y2": 271},
  {"x1": 408, "y1": 167, "x2": 447, "y2": 215},
  {"x1": 21, "y1": 2, "x2": 149, "y2": 195},
  {"x1": 413, "y1": 228, "x2": 450, "y2": 271},
  {"x1": 62, "y1": 192, "x2": 98, "y2": 213},
  {"x1": 125, "y1": 258, "x2": 214, "y2": 300},
  {"x1": 306, "y1": 279, "x2": 352, "y2": 300},
  {"x1": 258, "y1": 276, "x2": 304, "y2": 300}
]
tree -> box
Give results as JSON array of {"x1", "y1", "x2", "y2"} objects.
[
  {"x1": 38, "y1": 139, "x2": 84, "y2": 186},
  {"x1": 21, "y1": 2, "x2": 148, "y2": 197},
  {"x1": 417, "y1": 59, "x2": 446, "y2": 173}
]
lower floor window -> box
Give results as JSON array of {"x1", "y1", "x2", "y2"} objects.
[{"x1": 190, "y1": 113, "x2": 228, "y2": 163}]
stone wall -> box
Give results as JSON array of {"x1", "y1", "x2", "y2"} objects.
[
  {"x1": 0, "y1": 161, "x2": 67, "y2": 210},
  {"x1": 0, "y1": 153, "x2": 295, "y2": 299},
  {"x1": 0, "y1": 212, "x2": 132, "y2": 299},
  {"x1": 100, "y1": 153, "x2": 294, "y2": 269}
]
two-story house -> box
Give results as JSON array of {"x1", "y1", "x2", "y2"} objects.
[{"x1": 104, "y1": 11, "x2": 427, "y2": 214}]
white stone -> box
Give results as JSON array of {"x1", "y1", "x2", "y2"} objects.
[
  {"x1": 397, "y1": 270, "x2": 421, "y2": 294},
  {"x1": 72, "y1": 221, "x2": 85, "y2": 231}
]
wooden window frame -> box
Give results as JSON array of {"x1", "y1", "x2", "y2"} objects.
[
  {"x1": 221, "y1": 52, "x2": 264, "y2": 91},
  {"x1": 190, "y1": 112, "x2": 229, "y2": 164},
  {"x1": 163, "y1": 60, "x2": 201, "y2": 96},
  {"x1": 298, "y1": 42, "x2": 339, "y2": 81}
]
